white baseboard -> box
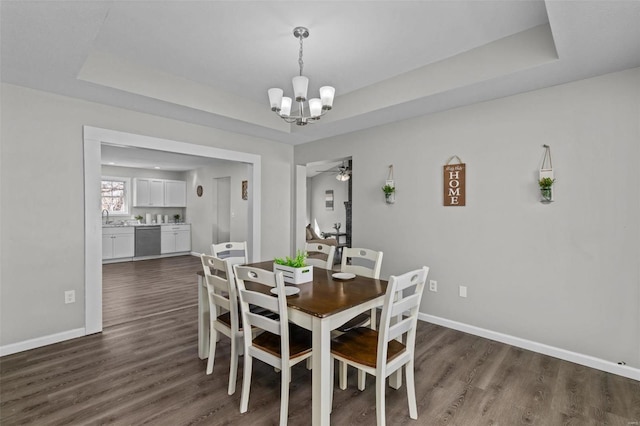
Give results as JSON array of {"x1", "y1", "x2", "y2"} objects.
[
  {"x1": 418, "y1": 313, "x2": 640, "y2": 381},
  {"x1": 0, "y1": 328, "x2": 86, "y2": 357}
]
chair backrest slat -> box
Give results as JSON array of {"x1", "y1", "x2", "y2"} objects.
[
  {"x1": 241, "y1": 290, "x2": 279, "y2": 313},
  {"x1": 390, "y1": 293, "x2": 421, "y2": 318},
  {"x1": 212, "y1": 241, "x2": 248, "y2": 266},
  {"x1": 341, "y1": 247, "x2": 383, "y2": 279},
  {"x1": 305, "y1": 242, "x2": 336, "y2": 270},
  {"x1": 245, "y1": 311, "x2": 281, "y2": 335},
  {"x1": 387, "y1": 316, "x2": 413, "y2": 343}
]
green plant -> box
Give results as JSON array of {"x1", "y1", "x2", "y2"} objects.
[
  {"x1": 134, "y1": 215, "x2": 143, "y2": 221},
  {"x1": 173, "y1": 214, "x2": 181, "y2": 222},
  {"x1": 274, "y1": 250, "x2": 308, "y2": 268},
  {"x1": 539, "y1": 177, "x2": 555, "y2": 189},
  {"x1": 382, "y1": 184, "x2": 395, "y2": 195}
]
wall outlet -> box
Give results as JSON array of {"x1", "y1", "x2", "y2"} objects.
[
  {"x1": 459, "y1": 285, "x2": 467, "y2": 298},
  {"x1": 64, "y1": 290, "x2": 76, "y2": 304},
  {"x1": 429, "y1": 280, "x2": 437, "y2": 292}
]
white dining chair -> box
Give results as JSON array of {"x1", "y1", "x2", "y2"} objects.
[
  {"x1": 305, "y1": 242, "x2": 336, "y2": 270},
  {"x1": 211, "y1": 241, "x2": 247, "y2": 265},
  {"x1": 200, "y1": 254, "x2": 247, "y2": 395},
  {"x1": 234, "y1": 265, "x2": 313, "y2": 426},
  {"x1": 331, "y1": 266, "x2": 429, "y2": 426},
  {"x1": 338, "y1": 247, "x2": 384, "y2": 331}
]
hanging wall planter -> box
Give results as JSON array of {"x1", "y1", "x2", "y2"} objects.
[
  {"x1": 382, "y1": 165, "x2": 395, "y2": 204},
  {"x1": 539, "y1": 145, "x2": 555, "y2": 204}
]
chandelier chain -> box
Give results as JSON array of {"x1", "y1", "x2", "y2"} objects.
[{"x1": 298, "y1": 35, "x2": 304, "y2": 76}]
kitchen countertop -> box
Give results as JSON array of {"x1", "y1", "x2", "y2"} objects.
[{"x1": 102, "y1": 223, "x2": 190, "y2": 228}]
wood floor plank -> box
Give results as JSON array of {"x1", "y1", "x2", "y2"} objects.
[{"x1": 1, "y1": 255, "x2": 639, "y2": 425}]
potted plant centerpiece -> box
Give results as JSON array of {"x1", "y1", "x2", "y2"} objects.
[
  {"x1": 382, "y1": 184, "x2": 396, "y2": 204},
  {"x1": 173, "y1": 214, "x2": 181, "y2": 223},
  {"x1": 273, "y1": 250, "x2": 313, "y2": 285},
  {"x1": 539, "y1": 177, "x2": 555, "y2": 203},
  {"x1": 134, "y1": 215, "x2": 143, "y2": 224}
]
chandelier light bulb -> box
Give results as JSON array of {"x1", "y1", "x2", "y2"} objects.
[
  {"x1": 280, "y1": 97, "x2": 292, "y2": 117},
  {"x1": 309, "y1": 98, "x2": 322, "y2": 117},
  {"x1": 319, "y1": 86, "x2": 335, "y2": 110},
  {"x1": 268, "y1": 88, "x2": 284, "y2": 111}
]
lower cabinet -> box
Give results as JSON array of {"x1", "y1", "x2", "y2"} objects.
[
  {"x1": 102, "y1": 227, "x2": 135, "y2": 260},
  {"x1": 161, "y1": 224, "x2": 191, "y2": 254}
]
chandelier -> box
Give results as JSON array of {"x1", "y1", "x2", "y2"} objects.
[{"x1": 267, "y1": 27, "x2": 335, "y2": 126}]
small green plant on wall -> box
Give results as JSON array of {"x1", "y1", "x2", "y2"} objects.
[
  {"x1": 382, "y1": 184, "x2": 396, "y2": 204},
  {"x1": 539, "y1": 177, "x2": 555, "y2": 203}
]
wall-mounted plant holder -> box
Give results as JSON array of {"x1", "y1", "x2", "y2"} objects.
[
  {"x1": 382, "y1": 165, "x2": 395, "y2": 204},
  {"x1": 539, "y1": 145, "x2": 555, "y2": 204}
]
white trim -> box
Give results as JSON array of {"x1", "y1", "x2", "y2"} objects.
[
  {"x1": 0, "y1": 328, "x2": 86, "y2": 357},
  {"x1": 84, "y1": 126, "x2": 262, "y2": 337},
  {"x1": 419, "y1": 313, "x2": 640, "y2": 381}
]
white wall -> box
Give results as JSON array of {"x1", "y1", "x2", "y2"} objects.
[
  {"x1": 0, "y1": 83, "x2": 292, "y2": 348},
  {"x1": 295, "y1": 68, "x2": 640, "y2": 370},
  {"x1": 186, "y1": 161, "x2": 250, "y2": 254},
  {"x1": 308, "y1": 172, "x2": 348, "y2": 234}
]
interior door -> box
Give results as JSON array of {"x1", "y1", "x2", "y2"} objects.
[{"x1": 213, "y1": 176, "x2": 231, "y2": 244}]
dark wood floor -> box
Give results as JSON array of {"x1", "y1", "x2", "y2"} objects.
[{"x1": 1, "y1": 255, "x2": 639, "y2": 425}]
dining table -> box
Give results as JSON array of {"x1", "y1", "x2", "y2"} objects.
[{"x1": 197, "y1": 260, "x2": 392, "y2": 426}]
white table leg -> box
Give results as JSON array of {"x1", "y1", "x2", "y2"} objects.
[
  {"x1": 312, "y1": 316, "x2": 331, "y2": 426},
  {"x1": 198, "y1": 275, "x2": 209, "y2": 360}
]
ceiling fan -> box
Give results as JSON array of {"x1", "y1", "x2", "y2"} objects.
[{"x1": 318, "y1": 162, "x2": 351, "y2": 181}]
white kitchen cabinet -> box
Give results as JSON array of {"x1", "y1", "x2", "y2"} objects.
[
  {"x1": 134, "y1": 178, "x2": 164, "y2": 207},
  {"x1": 133, "y1": 178, "x2": 186, "y2": 207},
  {"x1": 102, "y1": 227, "x2": 134, "y2": 260},
  {"x1": 161, "y1": 224, "x2": 191, "y2": 254},
  {"x1": 164, "y1": 180, "x2": 187, "y2": 207}
]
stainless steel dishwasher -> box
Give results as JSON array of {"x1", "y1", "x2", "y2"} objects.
[{"x1": 135, "y1": 226, "x2": 161, "y2": 257}]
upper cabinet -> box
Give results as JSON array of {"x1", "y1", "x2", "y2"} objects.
[
  {"x1": 134, "y1": 178, "x2": 186, "y2": 207},
  {"x1": 164, "y1": 180, "x2": 187, "y2": 207}
]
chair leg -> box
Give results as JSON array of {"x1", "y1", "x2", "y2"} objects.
[
  {"x1": 240, "y1": 354, "x2": 252, "y2": 413},
  {"x1": 405, "y1": 362, "x2": 418, "y2": 419},
  {"x1": 280, "y1": 363, "x2": 290, "y2": 426},
  {"x1": 228, "y1": 335, "x2": 239, "y2": 395},
  {"x1": 376, "y1": 375, "x2": 386, "y2": 426},
  {"x1": 330, "y1": 358, "x2": 334, "y2": 413},
  {"x1": 339, "y1": 361, "x2": 348, "y2": 390},
  {"x1": 206, "y1": 327, "x2": 218, "y2": 375},
  {"x1": 358, "y1": 369, "x2": 366, "y2": 391},
  {"x1": 370, "y1": 308, "x2": 377, "y2": 330}
]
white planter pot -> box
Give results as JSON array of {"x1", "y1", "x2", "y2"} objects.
[{"x1": 273, "y1": 263, "x2": 313, "y2": 285}]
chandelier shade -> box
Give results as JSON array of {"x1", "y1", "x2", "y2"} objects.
[{"x1": 268, "y1": 26, "x2": 335, "y2": 126}]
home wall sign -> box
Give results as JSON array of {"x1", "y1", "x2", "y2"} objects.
[{"x1": 443, "y1": 156, "x2": 466, "y2": 206}]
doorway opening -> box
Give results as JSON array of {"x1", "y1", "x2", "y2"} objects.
[{"x1": 84, "y1": 126, "x2": 261, "y2": 334}]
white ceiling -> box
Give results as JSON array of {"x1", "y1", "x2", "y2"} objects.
[
  {"x1": 101, "y1": 144, "x2": 231, "y2": 171},
  {"x1": 2, "y1": 0, "x2": 640, "y2": 149}
]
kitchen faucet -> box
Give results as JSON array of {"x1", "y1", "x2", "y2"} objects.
[{"x1": 102, "y1": 209, "x2": 109, "y2": 224}]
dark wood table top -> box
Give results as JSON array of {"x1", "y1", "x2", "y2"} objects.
[
  {"x1": 244, "y1": 261, "x2": 387, "y2": 318},
  {"x1": 200, "y1": 261, "x2": 387, "y2": 319}
]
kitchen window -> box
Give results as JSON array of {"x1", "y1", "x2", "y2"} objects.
[{"x1": 101, "y1": 177, "x2": 131, "y2": 215}]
